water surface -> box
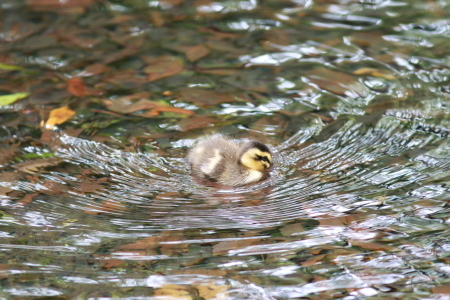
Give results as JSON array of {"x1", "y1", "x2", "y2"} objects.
[{"x1": 1, "y1": 0, "x2": 450, "y2": 299}]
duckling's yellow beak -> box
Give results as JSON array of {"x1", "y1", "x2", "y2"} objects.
[{"x1": 263, "y1": 161, "x2": 271, "y2": 169}]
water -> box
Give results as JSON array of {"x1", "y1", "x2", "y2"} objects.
[{"x1": 1, "y1": 0, "x2": 450, "y2": 299}]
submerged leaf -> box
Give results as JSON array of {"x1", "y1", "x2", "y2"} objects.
[
  {"x1": 44, "y1": 106, "x2": 76, "y2": 129},
  {"x1": 353, "y1": 67, "x2": 396, "y2": 80},
  {"x1": 67, "y1": 77, "x2": 102, "y2": 96},
  {"x1": 0, "y1": 93, "x2": 29, "y2": 106},
  {"x1": 0, "y1": 63, "x2": 25, "y2": 71},
  {"x1": 143, "y1": 55, "x2": 184, "y2": 82}
]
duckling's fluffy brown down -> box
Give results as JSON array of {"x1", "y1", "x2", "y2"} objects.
[{"x1": 187, "y1": 134, "x2": 272, "y2": 186}]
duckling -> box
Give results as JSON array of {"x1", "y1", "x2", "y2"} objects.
[{"x1": 187, "y1": 134, "x2": 272, "y2": 186}]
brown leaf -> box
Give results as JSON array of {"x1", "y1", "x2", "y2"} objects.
[
  {"x1": 301, "y1": 254, "x2": 327, "y2": 267},
  {"x1": 119, "y1": 236, "x2": 161, "y2": 251},
  {"x1": 103, "y1": 45, "x2": 140, "y2": 64},
  {"x1": 432, "y1": 286, "x2": 450, "y2": 294},
  {"x1": 349, "y1": 240, "x2": 395, "y2": 251},
  {"x1": 179, "y1": 88, "x2": 235, "y2": 106},
  {"x1": 319, "y1": 215, "x2": 355, "y2": 227},
  {"x1": 205, "y1": 40, "x2": 246, "y2": 54},
  {"x1": 196, "y1": 282, "x2": 229, "y2": 300},
  {"x1": 172, "y1": 269, "x2": 227, "y2": 276},
  {"x1": 279, "y1": 223, "x2": 307, "y2": 236},
  {"x1": 198, "y1": 27, "x2": 240, "y2": 39},
  {"x1": 308, "y1": 68, "x2": 367, "y2": 97},
  {"x1": 44, "y1": 106, "x2": 76, "y2": 129},
  {"x1": 83, "y1": 199, "x2": 126, "y2": 215},
  {"x1": 102, "y1": 258, "x2": 126, "y2": 269},
  {"x1": 177, "y1": 45, "x2": 211, "y2": 62},
  {"x1": 17, "y1": 193, "x2": 39, "y2": 206},
  {"x1": 15, "y1": 158, "x2": 62, "y2": 174},
  {"x1": 143, "y1": 55, "x2": 184, "y2": 82},
  {"x1": 0, "y1": 148, "x2": 17, "y2": 166},
  {"x1": 178, "y1": 116, "x2": 218, "y2": 131},
  {"x1": 161, "y1": 0, "x2": 185, "y2": 5},
  {"x1": 104, "y1": 97, "x2": 194, "y2": 116},
  {"x1": 150, "y1": 11, "x2": 165, "y2": 27},
  {"x1": 143, "y1": 105, "x2": 194, "y2": 117},
  {"x1": 26, "y1": 0, "x2": 95, "y2": 12},
  {"x1": 26, "y1": 0, "x2": 95, "y2": 6},
  {"x1": 195, "y1": 68, "x2": 239, "y2": 76},
  {"x1": 153, "y1": 284, "x2": 192, "y2": 300},
  {"x1": 213, "y1": 239, "x2": 261, "y2": 256},
  {"x1": 77, "y1": 63, "x2": 110, "y2": 77},
  {"x1": 67, "y1": 77, "x2": 87, "y2": 96},
  {"x1": 105, "y1": 99, "x2": 157, "y2": 114},
  {"x1": 67, "y1": 77, "x2": 102, "y2": 96}
]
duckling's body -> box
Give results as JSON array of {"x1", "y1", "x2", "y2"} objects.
[{"x1": 187, "y1": 134, "x2": 272, "y2": 186}]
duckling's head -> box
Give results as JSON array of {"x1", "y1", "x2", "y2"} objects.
[{"x1": 239, "y1": 141, "x2": 272, "y2": 172}]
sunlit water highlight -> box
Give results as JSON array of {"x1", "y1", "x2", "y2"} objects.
[{"x1": 1, "y1": 0, "x2": 450, "y2": 298}]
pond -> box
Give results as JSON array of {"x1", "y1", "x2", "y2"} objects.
[{"x1": 1, "y1": 0, "x2": 450, "y2": 298}]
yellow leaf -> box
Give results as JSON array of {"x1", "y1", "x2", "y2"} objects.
[
  {"x1": 353, "y1": 67, "x2": 396, "y2": 80},
  {"x1": 0, "y1": 63, "x2": 25, "y2": 71},
  {"x1": 44, "y1": 106, "x2": 76, "y2": 129},
  {"x1": 153, "y1": 284, "x2": 192, "y2": 300},
  {"x1": 0, "y1": 93, "x2": 29, "y2": 106}
]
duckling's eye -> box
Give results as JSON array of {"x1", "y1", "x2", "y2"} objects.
[{"x1": 256, "y1": 155, "x2": 270, "y2": 163}]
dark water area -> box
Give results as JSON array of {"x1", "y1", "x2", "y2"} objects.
[{"x1": 1, "y1": 0, "x2": 450, "y2": 299}]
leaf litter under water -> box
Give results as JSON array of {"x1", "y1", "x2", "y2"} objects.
[{"x1": 0, "y1": 0, "x2": 450, "y2": 298}]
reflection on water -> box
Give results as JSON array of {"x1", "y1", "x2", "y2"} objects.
[{"x1": 1, "y1": 0, "x2": 450, "y2": 298}]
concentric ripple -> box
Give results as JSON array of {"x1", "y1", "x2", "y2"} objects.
[{"x1": 21, "y1": 105, "x2": 444, "y2": 232}]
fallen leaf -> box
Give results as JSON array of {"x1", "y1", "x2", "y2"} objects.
[
  {"x1": 119, "y1": 236, "x2": 161, "y2": 251},
  {"x1": 104, "y1": 97, "x2": 194, "y2": 116},
  {"x1": 353, "y1": 67, "x2": 396, "y2": 80},
  {"x1": 17, "y1": 193, "x2": 38, "y2": 206},
  {"x1": 319, "y1": 215, "x2": 355, "y2": 227},
  {"x1": 198, "y1": 27, "x2": 240, "y2": 39},
  {"x1": 195, "y1": 67, "x2": 238, "y2": 76},
  {"x1": 44, "y1": 106, "x2": 76, "y2": 129},
  {"x1": 84, "y1": 199, "x2": 126, "y2": 215},
  {"x1": 349, "y1": 240, "x2": 395, "y2": 251},
  {"x1": 196, "y1": 282, "x2": 229, "y2": 300},
  {"x1": 102, "y1": 258, "x2": 126, "y2": 269},
  {"x1": 179, "y1": 88, "x2": 235, "y2": 106},
  {"x1": 153, "y1": 284, "x2": 192, "y2": 300},
  {"x1": 77, "y1": 63, "x2": 110, "y2": 77},
  {"x1": 105, "y1": 98, "x2": 156, "y2": 114},
  {"x1": 15, "y1": 158, "x2": 62, "y2": 174},
  {"x1": 150, "y1": 11, "x2": 165, "y2": 27},
  {"x1": 67, "y1": 78, "x2": 86, "y2": 96},
  {"x1": 67, "y1": 77, "x2": 102, "y2": 96},
  {"x1": 213, "y1": 238, "x2": 261, "y2": 256},
  {"x1": 307, "y1": 68, "x2": 367, "y2": 97},
  {"x1": 143, "y1": 105, "x2": 194, "y2": 117},
  {"x1": 301, "y1": 254, "x2": 327, "y2": 267},
  {"x1": 0, "y1": 93, "x2": 29, "y2": 106},
  {"x1": 279, "y1": 223, "x2": 307, "y2": 236},
  {"x1": 432, "y1": 286, "x2": 450, "y2": 294},
  {"x1": 0, "y1": 63, "x2": 25, "y2": 71},
  {"x1": 161, "y1": 0, "x2": 185, "y2": 6},
  {"x1": 143, "y1": 55, "x2": 184, "y2": 82},
  {"x1": 26, "y1": 0, "x2": 95, "y2": 8},
  {"x1": 178, "y1": 116, "x2": 218, "y2": 131},
  {"x1": 177, "y1": 44, "x2": 211, "y2": 62},
  {"x1": 103, "y1": 44, "x2": 141, "y2": 64},
  {"x1": 205, "y1": 40, "x2": 246, "y2": 54}
]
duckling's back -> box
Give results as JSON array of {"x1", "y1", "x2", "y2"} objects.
[{"x1": 187, "y1": 134, "x2": 241, "y2": 183}]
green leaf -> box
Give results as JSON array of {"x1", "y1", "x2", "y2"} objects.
[
  {"x1": 0, "y1": 93, "x2": 29, "y2": 106},
  {"x1": 0, "y1": 63, "x2": 25, "y2": 71}
]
